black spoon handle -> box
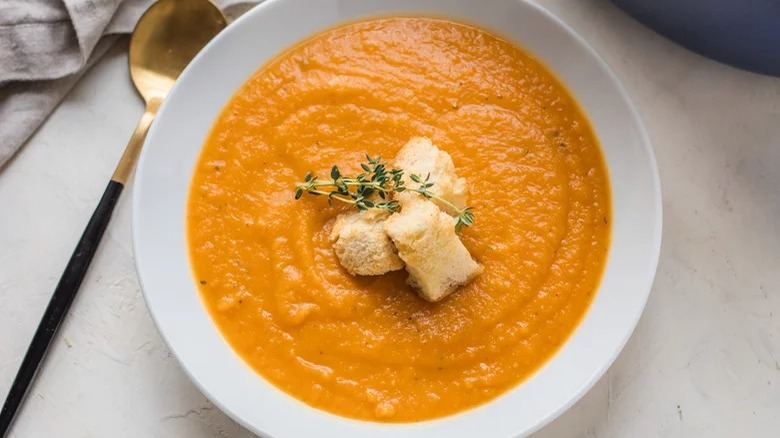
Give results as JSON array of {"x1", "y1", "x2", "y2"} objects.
[{"x1": 0, "y1": 179, "x2": 124, "y2": 437}]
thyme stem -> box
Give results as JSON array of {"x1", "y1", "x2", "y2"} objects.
[{"x1": 294, "y1": 155, "x2": 474, "y2": 232}]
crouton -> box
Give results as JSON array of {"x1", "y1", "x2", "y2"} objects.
[
  {"x1": 330, "y1": 209, "x2": 405, "y2": 276},
  {"x1": 393, "y1": 137, "x2": 468, "y2": 214},
  {"x1": 383, "y1": 199, "x2": 482, "y2": 301}
]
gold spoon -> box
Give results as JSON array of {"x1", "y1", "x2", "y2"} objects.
[{"x1": 0, "y1": 1, "x2": 226, "y2": 435}]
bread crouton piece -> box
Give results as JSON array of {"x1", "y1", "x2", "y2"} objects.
[
  {"x1": 330, "y1": 209, "x2": 405, "y2": 276},
  {"x1": 393, "y1": 137, "x2": 468, "y2": 214},
  {"x1": 383, "y1": 200, "x2": 482, "y2": 302}
]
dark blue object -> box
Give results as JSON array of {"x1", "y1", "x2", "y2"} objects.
[{"x1": 613, "y1": 0, "x2": 780, "y2": 77}]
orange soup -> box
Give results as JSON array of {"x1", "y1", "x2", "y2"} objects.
[{"x1": 187, "y1": 17, "x2": 610, "y2": 422}]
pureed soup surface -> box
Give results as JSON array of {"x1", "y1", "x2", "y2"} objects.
[{"x1": 188, "y1": 17, "x2": 610, "y2": 422}]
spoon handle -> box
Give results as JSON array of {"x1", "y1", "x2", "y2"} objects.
[
  {"x1": 0, "y1": 180, "x2": 123, "y2": 437},
  {"x1": 0, "y1": 105, "x2": 156, "y2": 437}
]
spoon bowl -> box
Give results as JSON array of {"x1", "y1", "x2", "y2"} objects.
[{"x1": 130, "y1": 0, "x2": 227, "y2": 105}]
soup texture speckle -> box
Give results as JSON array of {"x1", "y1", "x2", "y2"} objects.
[{"x1": 188, "y1": 17, "x2": 610, "y2": 422}]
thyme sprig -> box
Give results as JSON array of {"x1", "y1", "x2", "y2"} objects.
[{"x1": 295, "y1": 155, "x2": 474, "y2": 232}]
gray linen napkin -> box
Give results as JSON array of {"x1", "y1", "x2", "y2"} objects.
[{"x1": 0, "y1": 0, "x2": 256, "y2": 169}]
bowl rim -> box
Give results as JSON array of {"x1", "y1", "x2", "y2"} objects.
[{"x1": 132, "y1": 0, "x2": 662, "y2": 436}]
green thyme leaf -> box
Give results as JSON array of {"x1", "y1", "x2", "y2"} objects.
[{"x1": 294, "y1": 155, "x2": 474, "y2": 232}]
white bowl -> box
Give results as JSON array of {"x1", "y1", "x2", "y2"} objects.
[{"x1": 132, "y1": 0, "x2": 662, "y2": 436}]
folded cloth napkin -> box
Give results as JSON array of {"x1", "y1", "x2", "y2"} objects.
[{"x1": 0, "y1": 0, "x2": 256, "y2": 169}]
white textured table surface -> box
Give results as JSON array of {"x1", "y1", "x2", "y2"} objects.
[{"x1": 2, "y1": 1, "x2": 779, "y2": 437}]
